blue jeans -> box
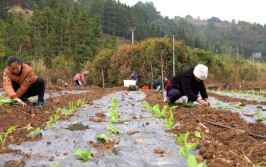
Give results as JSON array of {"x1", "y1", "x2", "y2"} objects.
[{"x1": 167, "y1": 89, "x2": 183, "y2": 104}]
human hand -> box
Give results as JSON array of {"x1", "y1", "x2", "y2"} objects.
[
  {"x1": 13, "y1": 98, "x2": 27, "y2": 107},
  {"x1": 198, "y1": 99, "x2": 209, "y2": 106}
]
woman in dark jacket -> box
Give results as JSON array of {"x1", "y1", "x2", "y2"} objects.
[{"x1": 165, "y1": 64, "x2": 209, "y2": 106}]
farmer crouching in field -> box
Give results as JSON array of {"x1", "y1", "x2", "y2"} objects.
[
  {"x1": 152, "y1": 76, "x2": 170, "y2": 92},
  {"x1": 3, "y1": 56, "x2": 46, "y2": 108},
  {"x1": 73, "y1": 71, "x2": 89, "y2": 88},
  {"x1": 165, "y1": 64, "x2": 209, "y2": 106}
]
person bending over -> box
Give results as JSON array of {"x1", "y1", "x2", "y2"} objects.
[
  {"x1": 165, "y1": 64, "x2": 209, "y2": 106},
  {"x1": 3, "y1": 56, "x2": 46, "y2": 108}
]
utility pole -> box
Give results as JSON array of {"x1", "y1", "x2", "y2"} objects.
[
  {"x1": 102, "y1": 69, "x2": 105, "y2": 88},
  {"x1": 129, "y1": 26, "x2": 136, "y2": 44},
  {"x1": 151, "y1": 64, "x2": 153, "y2": 89},
  {"x1": 252, "y1": 53, "x2": 255, "y2": 62},
  {"x1": 160, "y1": 47, "x2": 164, "y2": 97},
  {"x1": 172, "y1": 34, "x2": 175, "y2": 76},
  {"x1": 237, "y1": 45, "x2": 239, "y2": 59}
]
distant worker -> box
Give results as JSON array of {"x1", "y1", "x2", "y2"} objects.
[
  {"x1": 63, "y1": 82, "x2": 68, "y2": 88},
  {"x1": 165, "y1": 64, "x2": 209, "y2": 106},
  {"x1": 73, "y1": 71, "x2": 89, "y2": 88},
  {"x1": 152, "y1": 76, "x2": 170, "y2": 92},
  {"x1": 129, "y1": 70, "x2": 138, "y2": 82},
  {"x1": 3, "y1": 56, "x2": 46, "y2": 108}
]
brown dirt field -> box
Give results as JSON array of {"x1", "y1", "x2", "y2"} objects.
[{"x1": 0, "y1": 86, "x2": 266, "y2": 167}]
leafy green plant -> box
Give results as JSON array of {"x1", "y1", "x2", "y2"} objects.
[
  {"x1": 76, "y1": 98, "x2": 85, "y2": 107},
  {"x1": 50, "y1": 165, "x2": 60, "y2": 167},
  {"x1": 235, "y1": 105, "x2": 243, "y2": 109},
  {"x1": 185, "y1": 102, "x2": 195, "y2": 107},
  {"x1": 96, "y1": 134, "x2": 110, "y2": 143},
  {"x1": 194, "y1": 131, "x2": 202, "y2": 139},
  {"x1": 176, "y1": 132, "x2": 205, "y2": 166},
  {"x1": 68, "y1": 101, "x2": 77, "y2": 113},
  {"x1": 49, "y1": 107, "x2": 62, "y2": 128},
  {"x1": 143, "y1": 101, "x2": 170, "y2": 118},
  {"x1": 0, "y1": 96, "x2": 13, "y2": 105},
  {"x1": 255, "y1": 110, "x2": 266, "y2": 121},
  {"x1": 107, "y1": 124, "x2": 118, "y2": 134},
  {"x1": 176, "y1": 132, "x2": 198, "y2": 157},
  {"x1": 74, "y1": 148, "x2": 92, "y2": 161},
  {"x1": 179, "y1": 142, "x2": 198, "y2": 157},
  {"x1": 0, "y1": 125, "x2": 17, "y2": 148},
  {"x1": 165, "y1": 106, "x2": 177, "y2": 130},
  {"x1": 109, "y1": 98, "x2": 121, "y2": 123},
  {"x1": 151, "y1": 104, "x2": 161, "y2": 117},
  {"x1": 223, "y1": 105, "x2": 230, "y2": 110},
  {"x1": 215, "y1": 101, "x2": 222, "y2": 106},
  {"x1": 142, "y1": 100, "x2": 151, "y2": 110},
  {"x1": 160, "y1": 105, "x2": 169, "y2": 118},
  {"x1": 187, "y1": 155, "x2": 206, "y2": 167},
  {"x1": 176, "y1": 132, "x2": 189, "y2": 145},
  {"x1": 25, "y1": 124, "x2": 42, "y2": 139}
]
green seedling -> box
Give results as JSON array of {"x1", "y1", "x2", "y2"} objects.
[
  {"x1": 160, "y1": 105, "x2": 169, "y2": 118},
  {"x1": 151, "y1": 104, "x2": 161, "y2": 117},
  {"x1": 76, "y1": 98, "x2": 85, "y2": 107},
  {"x1": 26, "y1": 124, "x2": 34, "y2": 131},
  {"x1": 187, "y1": 155, "x2": 206, "y2": 167},
  {"x1": 50, "y1": 165, "x2": 60, "y2": 167},
  {"x1": 176, "y1": 132, "x2": 198, "y2": 157},
  {"x1": 179, "y1": 142, "x2": 198, "y2": 157},
  {"x1": 109, "y1": 98, "x2": 121, "y2": 123},
  {"x1": 0, "y1": 96, "x2": 13, "y2": 105},
  {"x1": 185, "y1": 102, "x2": 195, "y2": 108},
  {"x1": 194, "y1": 131, "x2": 202, "y2": 139},
  {"x1": 107, "y1": 124, "x2": 118, "y2": 134},
  {"x1": 96, "y1": 134, "x2": 110, "y2": 143},
  {"x1": 223, "y1": 105, "x2": 230, "y2": 110},
  {"x1": 0, "y1": 125, "x2": 17, "y2": 148},
  {"x1": 235, "y1": 105, "x2": 243, "y2": 109},
  {"x1": 176, "y1": 132, "x2": 189, "y2": 145},
  {"x1": 49, "y1": 107, "x2": 62, "y2": 128},
  {"x1": 74, "y1": 148, "x2": 92, "y2": 161},
  {"x1": 142, "y1": 100, "x2": 151, "y2": 110},
  {"x1": 30, "y1": 127, "x2": 42, "y2": 138},
  {"x1": 255, "y1": 110, "x2": 266, "y2": 121},
  {"x1": 68, "y1": 101, "x2": 77, "y2": 113},
  {"x1": 165, "y1": 106, "x2": 177, "y2": 131},
  {"x1": 25, "y1": 124, "x2": 42, "y2": 139},
  {"x1": 215, "y1": 101, "x2": 222, "y2": 106},
  {"x1": 176, "y1": 132, "x2": 201, "y2": 166}
]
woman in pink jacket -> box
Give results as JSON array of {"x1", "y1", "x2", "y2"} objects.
[{"x1": 73, "y1": 71, "x2": 89, "y2": 88}]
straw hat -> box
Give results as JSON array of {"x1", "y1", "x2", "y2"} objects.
[{"x1": 82, "y1": 71, "x2": 89, "y2": 75}]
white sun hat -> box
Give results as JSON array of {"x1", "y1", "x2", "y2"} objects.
[{"x1": 193, "y1": 64, "x2": 208, "y2": 80}]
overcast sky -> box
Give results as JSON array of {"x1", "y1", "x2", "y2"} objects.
[{"x1": 118, "y1": 0, "x2": 265, "y2": 25}]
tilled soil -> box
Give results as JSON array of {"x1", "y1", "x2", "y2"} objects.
[
  {"x1": 144, "y1": 90, "x2": 266, "y2": 167},
  {"x1": 0, "y1": 86, "x2": 266, "y2": 167}
]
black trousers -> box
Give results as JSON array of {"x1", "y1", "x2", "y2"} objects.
[{"x1": 12, "y1": 77, "x2": 46, "y2": 102}]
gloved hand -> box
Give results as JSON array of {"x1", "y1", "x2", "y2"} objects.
[{"x1": 13, "y1": 98, "x2": 27, "y2": 107}]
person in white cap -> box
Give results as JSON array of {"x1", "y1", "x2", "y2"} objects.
[{"x1": 164, "y1": 64, "x2": 209, "y2": 106}]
